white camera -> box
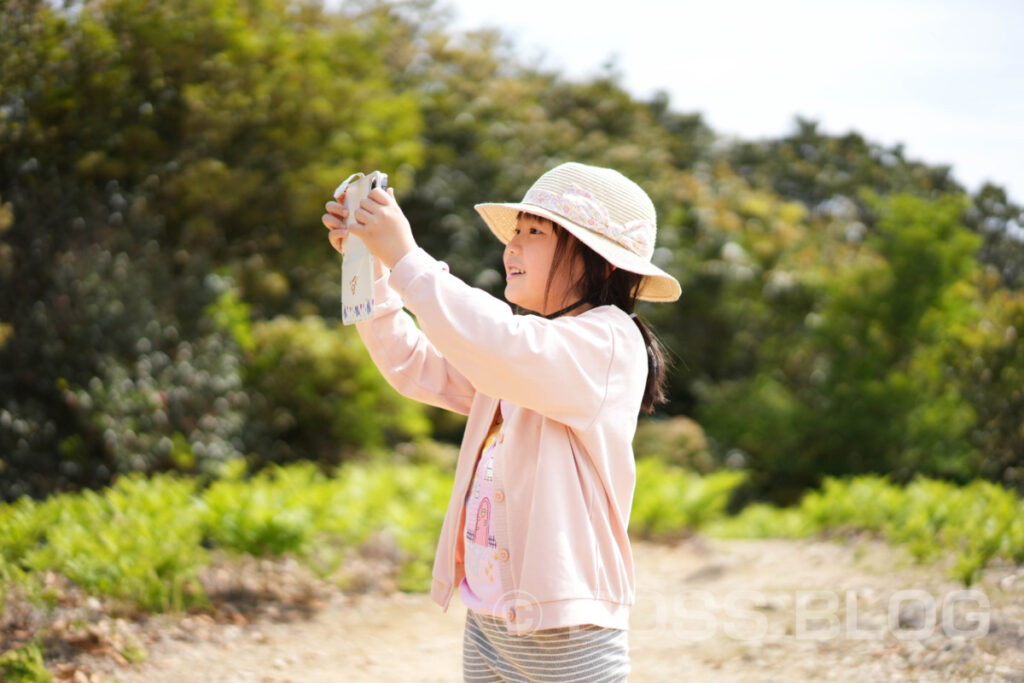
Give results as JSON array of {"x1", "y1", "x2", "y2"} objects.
[{"x1": 335, "y1": 171, "x2": 388, "y2": 325}]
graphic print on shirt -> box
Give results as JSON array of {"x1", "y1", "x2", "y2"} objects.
[
  {"x1": 473, "y1": 498, "x2": 490, "y2": 546},
  {"x1": 459, "y1": 409, "x2": 506, "y2": 615}
]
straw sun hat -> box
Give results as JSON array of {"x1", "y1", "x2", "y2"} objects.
[{"x1": 474, "y1": 162, "x2": 681, "y2": 302}]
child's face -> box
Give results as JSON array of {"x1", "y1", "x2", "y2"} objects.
[{"x1": 503, "y1": 214, "x2": 579, "y2": 315}]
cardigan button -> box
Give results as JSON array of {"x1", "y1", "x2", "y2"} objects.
[
  {"x1": 494, "y1": 490, "x2": 505, "y2": 503},
  {"x1": 499, "y1": 549, "x2": 510, "y2": 562}
]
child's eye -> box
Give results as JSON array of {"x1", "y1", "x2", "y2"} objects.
[{"x1": 513, "y1": 225, "x2": 544, "y2": 236}]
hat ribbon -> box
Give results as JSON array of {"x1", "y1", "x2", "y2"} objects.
[{"x1": 524, "y1": 184, "x2": 654, "y2": 260}]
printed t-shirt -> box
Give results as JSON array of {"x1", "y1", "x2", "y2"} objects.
[{"x1": 458, "y1": 402, "x2": 508, "y2": 616}]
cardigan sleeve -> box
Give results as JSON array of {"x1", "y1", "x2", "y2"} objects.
[
  {"x1": 387, "y1": 248, "x2": 629, "y2": 430},
  {"x1": 355, "y1": 264, "x2": 476, "y2": 416}
]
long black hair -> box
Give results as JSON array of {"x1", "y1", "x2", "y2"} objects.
[{"x1": 536, "y1": 217, "x2": 670, "y2": 414}]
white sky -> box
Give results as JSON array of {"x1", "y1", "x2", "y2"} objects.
[{"x1": 439, "y1": 0, "x2": 1024, "y2": 204}]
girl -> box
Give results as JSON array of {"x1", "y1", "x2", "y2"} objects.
[{"x1": 322, "y1": 162, "x2": 680, "y2": 682}]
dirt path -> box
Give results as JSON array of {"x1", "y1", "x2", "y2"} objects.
[{"x1": 94, "y1": 536, "x2": 1024, "y2": 682}]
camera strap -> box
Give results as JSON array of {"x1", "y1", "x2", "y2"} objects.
[{"x1": 544, "y1": 296, "x2": 595, "y2": 319}]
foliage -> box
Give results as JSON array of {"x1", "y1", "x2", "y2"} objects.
[
  {"x1": 241, "y1": 315, "x2": 432, "y2": 465},
  {"x1": 320, "y1": 459, "x2": 451, "y2": 591},
  {"x1": 629, "y1": 458, "x2": 747, "y2": 538},
  {"x1": 971, "y1": 183, "x2": 1024, "y2": 289},
  {"x1": 18, "y1": 475, "x2": 208, "y2": 613},
  {"x1": 4, "y1": 11, "x2": 1023, "y2": 678},
  {"x1": 62, "y1": 313, "x2": 249, "y2": 479},
  {"x1": 0, "y1": 460, "x2": 452, "y2": 619},
  {"x1": 708, "y1": 474, "x2": 1024, "y2": 585},
  {"x1": 0, "y1": 641, "x2": 51, "y2": 683},
  {"x1": 924, "y1": 274, "x2": 1024, "y2": 489},
  {"x1": 2, "y1": 0, "x2": 1024, "y2": 504},
  {"x1": 0, "y1": 460, "x2": 1020, "y2": 683},
  {"x1": 725, "y1": 117, "x2": 963, "y2": 212},
  {"x1": 0, "y1": 0, "x2": 422, "y2": 498},
  {"x1": 0, "y1": 224, "x2": 249, "y2": 498},
  {"x1": 391, "y1": 18, "x2": 711, "y2": 290},
  {"x1": 200, "y1": 462, "x2": 327, "y2": 558},
  {"x1": 632, "y1": 416, "x2": 714, "y2": 473},
  {"x1": 724, "y1": 118, "x2": 1024, "y2": 288},
  {"x1": 696, "y1": 192, "x2": 992, "y2": 499}
]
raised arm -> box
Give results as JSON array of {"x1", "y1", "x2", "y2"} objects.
[
  {"x1": 323, "y1": 190, "x2": 476, "y2": 415},
  {"x1": 388, "y1": 248, "x2": 644, "y2": 431},
  {"x1": 355, "y1": 266, "x2": 477, "y2": 415}
]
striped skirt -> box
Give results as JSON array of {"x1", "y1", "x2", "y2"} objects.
[{"x1": 462, "y1": 609, "x2": 630, "y2": 682}]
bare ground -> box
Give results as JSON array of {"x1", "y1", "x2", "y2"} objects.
[{"x1": 82, "y1": 536, "x2": 1024, "y2": 682}]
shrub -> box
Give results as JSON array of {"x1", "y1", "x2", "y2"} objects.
[
  {"x1": 0, "y1": 642, "x2": 51, "y2": 683},
  {"x1": 633, "y1": 416, "x2": 714, "y2": 472},
  {"x1": 630, "y1": 458, "x2": 747, "y2": 538},
  {"x1": 198, "y1": 460, "x2": 451, "y2": 591},
  {"x1": 20, "y1": 475, "x2": 208, "y2": 612},
  {"x1": 200, "y1": 462, "x2": 329, "y2": 557},
  {"x1": 706, "y1": 472, "x2": 1024, "y2": 585},
  {"x1": 242, "y1": 316, "x2": 432, "y2": 465}
]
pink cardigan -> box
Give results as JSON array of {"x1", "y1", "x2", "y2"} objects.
[{"x1": 356, "y1": 248, "x2": 646, "y2": 634}]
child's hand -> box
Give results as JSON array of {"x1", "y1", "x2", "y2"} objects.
[
  {"x1": 348, "y1": 187, "x2": 417, "y2": 269},
  {"x1": 322, "y1": 191, "x2": 350, "y2": 255},
  {"x1": 322, "y1": 188, "x2": 416, "y2": 269}
]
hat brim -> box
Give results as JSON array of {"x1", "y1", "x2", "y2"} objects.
[{"x1": 475, "y1": 201, "x2": 682, "y2": 303}]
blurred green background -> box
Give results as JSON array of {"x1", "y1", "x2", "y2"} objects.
[
  {"x1": 2, "y1": 0, "x2": 1023, "y2": 507},
  {"x1": 3, "y1": 5, "x2": 1024, "y2": 675}
]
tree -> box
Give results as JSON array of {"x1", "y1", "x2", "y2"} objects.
[
  {"x1": 698, "y1": 193, "x2": 985, "y2": 500},
  {"x1": 0, "y1": 0, "x2": 424, "y2": 498}
]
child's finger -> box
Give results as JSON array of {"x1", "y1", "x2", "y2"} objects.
[
  {"x1": 322, "y1": 213, "x2": 346, "y2": 231},
  {"x1": 328, "y1": 228, "x2": 347, "y2": 253},
  {"x1": 367, "y1": 187, "x2": 390, "y2": 205},
  {"x1": 351, "y1": 205, "x2": 370, "y2": 226},
  {"x1": 358, "y1": 194, "x2": 380, "y2": 214},
  {"x1": 325, "y1": 200, "x2": 348, "y2": 220}
]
